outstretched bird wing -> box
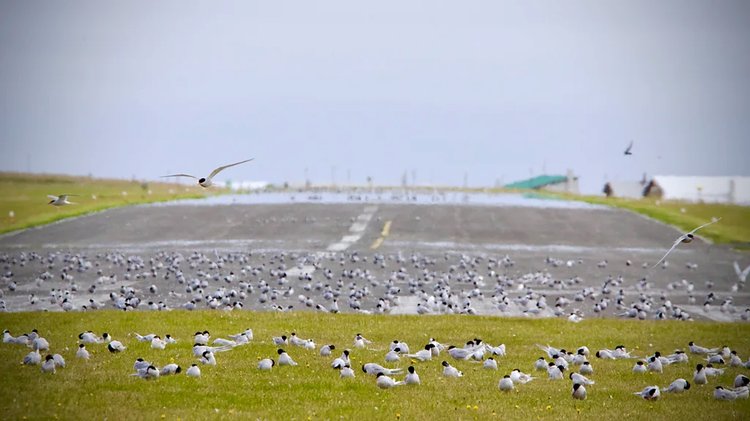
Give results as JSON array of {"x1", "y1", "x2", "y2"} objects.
[
  {"x1": 161, "y1": 173, "x2": 197, "y2": 179},
  {"x1": 650, "y1": 236, "x2": 685, "y2": 269},
  {"x1": 688, "y1": 218, "x2": 721, "y2": 235},
  {"x1": 208, "y1": 158, "x2": 254, "y2": 180}
]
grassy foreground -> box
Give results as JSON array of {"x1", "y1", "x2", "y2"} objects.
[
  {"x1": 1, "y1": 311, "x2": 749, "y2": 420},
  {"x1": 0, "y1": 172, "x2": 214, "y2": 234}
]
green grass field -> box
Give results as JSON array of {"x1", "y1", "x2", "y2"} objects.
[
  {"x1": 0, "y1": 172, "x2": 216, "y2": 235},
  {"x1": 1, "y1": 311, "x2": 748, "y2": 420},
  {"x1": 533, "y1": 192, "x2": 750, "y2": 248}
]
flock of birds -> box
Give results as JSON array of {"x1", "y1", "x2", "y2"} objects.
[
  {"x1": 0, "y1": 245, "x2": 748, "y2": 321},
  {"x1": 3, "y1": 326, "x2": 750, "y2": 402},
  {"x1": 2, "y1": 158, "x2": 746, "y2": 320}
]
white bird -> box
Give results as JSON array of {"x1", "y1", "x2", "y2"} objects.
[
  {"x1": 161, "y1": 158, "x2": 254, "y2": 188},
  {"x1": 229, "y1": 329, "x2": 253, "y2": 342},
  {"x1": 132, "y1": 365, "x2": 160, "y2": 380},
  {"x1": 570, "y1": 372, "x2": 594, "y2": 385},
  {"x1": 651, "y1": 218, "x2": 721, "y2": 269},
  {"x1": 194, "y1": 331, "x2": 210, "y2": 345},
  {"x1": 47, "y1": 194, "x2": 77, "y2": 206},
  {"x1": 186, "y1": 364, "x2": 201, "y2": 377},
  {"x1": 647, "y1": 356, "x2": 663, "y2": 373},
  {"x1": 340, "y1": 365, "x2": 355, "y2": 379},
  {"x1": 498, "y1": 375, "x2": 514, "y2": 391},
  {"x1": 353, "y1": 333, "x2": 371, "y2": 349},
  {"x1": 200, "y1": 351, "x2": 217, "y2": 365},
  {"x1": 633, "y1": 361, "x2": 647, "y2": 373},
  {"x1": 579, "y1": 362, "x2": 594, "y2": 375},
  {"x1": 405, "y1": 366, "x2": 420, "y2": 385},
  {"x1": 547, "y1": 364, "x2": 564, "y2": 380},
  {"x1": 729, "y1": 352, "x2": 743, "y2": 367},
  {"x1": 612, "y1": 345, "x2": 634, "y2": 359},
  {"x1": 272, "y1": 335, "x2": 288, "y2": 346},
  {"x1": 192, "y1": 344, "x2": 233, "y2": 357},
  {"x1": 510, "y1": 368, "x2": 534, "y2": 384},
  {"x1": 134, "y1": 333, "x2": 157, "y2": 342},
  {"x1": 694, "y1": 364, "x2": 708, "y2": 385},
  {"x1": 79, "y1": 331, "x2": 103, "y2": 344},
  {"x1": 107, "y1": 341, "x2": 126, "y2": 353},
  {"x1": 572, "y1": 383, "x2": 587, "y2": 400},
  {"x1": 705, "y1": 364, "x2": 724, "y2": 377},
  {"x1": 258, "y1": 358, "x2": 275, "y2": 371},
  {"x1": 483, "y1": 357, "x2": 498, "y2": 370},
  {"x1": 319, "y1": 344, "x2": 336, "y2": 357},
  {"x1": 289, "y1": 333, "x2": 307, "y2": 347},
  {"x1": 568, "y1": 313, "x2": 583, "y2": 323},
  {"x1": 665, "y1": 351, "x2": 689, "y2": 364},
  {"x1": 384, "y1": 348, "x2": 401, "y2": 363},
  {"x1": 376, "y1": 372, "x2": 405, "y2": 389},
  {"x1": 447, "y1": 346, "x2": 473, "y2": 360},
  {"x1": 2, "y1": 330, "x2": 16, "y2": 344},
  {"x1": 714, "y1": 386, "x2": 741, "y2": 400},
  {"x1": 390, "y1": 340, "x2": 410, "y2": 354},
  {"x1": 76, "y1": 344, "x2": 90, "y2": 360},
  {"x1": 664, "y1": 378, "x2": 691, "y2": 393},
  {"x1": 277, "y1": 349, "x2": 297, "y2": 366},
  {"x1": 734, "y1": 386, "x2": 750, "y2": 399},
  {"x1": 32, "y1": 336, "x2": 50, "y2": 351},
  {"x1": 534, "y1": 357, "x2": 548, "y2": 371},
  {"x1": 734, "y1": 375, "x2": 750, "y2": 388},
  {"x1": 134, "y1": 358, "x2": 151, "y2": 372},
  {"x1": 362, "y1": 363, "x2": 402, "y2": 376},
  {"x1": 733, "y1": 261, "x2": 750, "y2": 283},
  {"x1": 332, "y1": 350, "x2": 350, "y2": 369},
  {"x1": 634, "y1": 385, "x2": 661, "y2": 400},
  {"x1": 442, "y1": 361, "x2": 463, "y2": 378},
  {"x1": 41, "y1": 355, "x2": 56, "y2": 373},
  {"x1": 689, "y1": 341, "x2": 718, "y2": 355},
  {"x1": 23, "y1": 349, "x2": 41, "y2": 365},
  {"x1": 160, "y1": 364, "x2": 181, "y2": 376},
  {"x1": 537, "y1": 344, "x2": 563, "y2": 360},
  {"x1": 150, "y1": 336, "x2": 167, "y2": 350},
  {"x1": 596, "y1": 349, "x2": 616, "y2": 360},
  {"x1": 52, "y1": 354, "x2": 65, "y2": 368},
  {"x1": 212, "y1": 338, "x2": 240, "y2": 347},
  {"x1": 405, "y1": 344, "x2": 435, "y2": 362}
]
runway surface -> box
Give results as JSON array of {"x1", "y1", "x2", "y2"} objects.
[{"x1": 1, "y1": 193, "x2": 747, "y2": 321}]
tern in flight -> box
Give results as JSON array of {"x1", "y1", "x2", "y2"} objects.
[
  {"x1": 650, "y1": 218, "x2": 721, "y2": 269},
  {"x1": 48, "y1": 194, "x2": 77, "y2": 206},
  {"x1": 162, "y1": 158, "x2": 254, "y2": 188},
  {"x1": 624, "y1": 141, "x2": 633, "y2": 156}
]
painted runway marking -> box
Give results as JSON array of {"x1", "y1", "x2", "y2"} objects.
[
  {"x1": 327, "y1": 207, "x2": 378, "y2": 251},
  {"x1": 381, "y1": 220, "x2": 392, "y2": 236},
  {"x1": 371, "y1": 220, "x2": 392, "y2": 250}
]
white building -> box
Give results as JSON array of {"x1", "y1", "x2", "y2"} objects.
[
  {"x1": 648, "y1": 176, "x2": 750, "y2": 204},
  {"x1": 221, "y1": 180, "x2": 270, "y2": 191},
  {"x1": 603, "y1": 181, "x2": 646, "y2": 199}
]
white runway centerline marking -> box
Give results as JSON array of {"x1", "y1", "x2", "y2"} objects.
[{"x1": 326, "y1": 206, "x2": 378, "y2": 251}]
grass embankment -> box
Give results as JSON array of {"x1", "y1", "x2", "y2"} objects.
[
  {"x1": 0, "y1": 311, "x2": 748, "y2": 420},
  {"x1": 0, "y1": 172, "x2": 217, "y2": 234},
  {"x1": 527, "y1": 191, "x2": 750, "y2": 248}
]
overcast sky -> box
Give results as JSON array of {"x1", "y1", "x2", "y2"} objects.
[{"x1": 1, "y1": 1, "x2": 749, "y2": 193}]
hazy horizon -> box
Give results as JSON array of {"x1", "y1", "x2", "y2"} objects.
[{"x1": 1, "y1": 1, "x2": 749, "y2": 193}]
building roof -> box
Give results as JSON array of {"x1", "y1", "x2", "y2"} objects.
[{"x1": 505, "y1": 175, "x2": 567, "y2": 190}]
